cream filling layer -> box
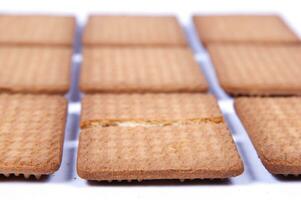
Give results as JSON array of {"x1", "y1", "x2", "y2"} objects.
[{"x1": 81, "y1": 117, "x2": 224, "y2": 129}]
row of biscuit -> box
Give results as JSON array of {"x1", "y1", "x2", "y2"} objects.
[
  {"x1": 194, "y1": 15, "x2": 301, "y2": 175},
  {"x1": 0, "y1": 15, "x2": 74, "y2": 178},
  {"x1": 77, "y1": 15, "x2": 244, "y2": 182},
  {"x1": 1, "y1": 13, "x2": 299, "y2": 181}
]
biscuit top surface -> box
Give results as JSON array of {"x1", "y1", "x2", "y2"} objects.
[
  {"x1": 80, "y1": 47, "x2": 207, "y2": 93},
  {"x1": 83, "y1": 15, "x2": 187, "y2": 46},
  {"x1": 193, "y1": 15, "x2": 299, "y2": 44},
  {"x1": 0, "y1": 94, "x2": 67, "y2": 173},
  {"x1": 235, "y1": 97, "x2": 301, "y2": 124},
  {"x1": 0, "y1": 15, "x2": 75, "y2": 46},
  {"x1": 0, "y1": 46, "x2": 72, "y2": 94},
  {"x1": 208, "y1": 44, "x2": 301, "y2": 95},
  {"x1": 235, "y1": 97, "x2": 301, "y2": 170},
  {"x1": 81, "y1": 93, "x2": 222, "y2": 128},
  {"x1": 77, "y1": 124, "x2": 243, "y2": 179}
]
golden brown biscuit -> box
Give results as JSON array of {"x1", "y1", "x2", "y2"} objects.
[
  {"x1": 80, "y1": 47, "x2": 207, "y2": 93},
  {"x1": 83, "y1": 15, "x2": 187, "y2": 46},
  {"x1": 193, "y1": 15, "x2": 300, "y2": 46},
  {"x1": 235, "y1": 97, "x2": 301, "y2": 175},
  {"x1": 208, "y1": 44, "x2": 301, "y2": 96},
  {"x1": 0, "y1": 94, "x2": 67, "y2": 178},
  {"x1": 0, "y1": 14, "x2": 75, "y2": 46},
  {"x1": 0, "y1": 46, "x2": 72, "y2": 94},
  {"x1": 77, "y1": 124, "x2": 243, "y2": 181},
  {"x1": 80, "y1": 93, "x2": 223, "y2": 128},
  {"x1": 77, "y1": 93, "x2": 244, "y2": 181}
]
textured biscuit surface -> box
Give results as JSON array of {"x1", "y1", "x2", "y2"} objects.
[
  {"x1": 83, "y1": 15, "x2": 187, "y2": 46},
  {"x1": 193, "y1": 15, "x2": 299, "y2": 46},
  {"x1": 77, "y1": 124, "x2": 243, "y2": 181},
  {"x1": 235, "y1": 97, "x2": 301, "y2": 175},
  {"x1": 0, "y1": 46, "x2": 72, "y2": 94},
  {"x1": 81, "y1": 93, "x2": 222, "y2": 127},
  {"x1": 80, "y1": 47, "x2": 207, "y2": 93},
  {"x1": 208, "y1": 44, "x2": 301, "y2": 96},
  {"x1": 0, "y1": 94, "x2": 67, "y2": 175},
  {"x1": 78, "y1": 93, "x2": 244, "y2": 180},
  {"x1": 0, "y1": 15, "x2": 75, "y2": 46}
]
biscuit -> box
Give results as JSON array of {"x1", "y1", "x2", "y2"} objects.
[
  {"x1": 208, "y1": 44, "x2": 301, "y2": 96},
  {"x1": 80, "y1": 93, "x2": 223, "y2": 128},
  {"x1": 0, "y1": 94, "x2": 67, "y2": 178},
  {"x1": 83, "y1": 15, "x2": 187, "y2": 46},
  {"x1": 77, "y1": 125, "x2": 243, "y2": 181},
  {"x1": 0, "y1": 14, "x2": 75, "y2": 46},
  {"x1": 80, "y1": 47, "x2": 208, "y2": 93},
  {"x1": 77, "y1": 93, "x2": 244, "y2": 181},
  {"x1": 193, "y1": 15, "x2": 300, "y2": 46},
  {"x1": 0, "y1": 46, "x2": 72, "y2": 94},
  {"x1": 235, "y1": 97, "x2": 301, "y2": 175}
]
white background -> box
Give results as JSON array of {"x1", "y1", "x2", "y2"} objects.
[{"x1": 0, "y1": 0, "x2": 301, "y2": 199}]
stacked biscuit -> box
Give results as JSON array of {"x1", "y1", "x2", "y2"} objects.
[
  {"x1": 194, "y1": 15, "x2": 301, "y2": 175},
  {"x1": 0, "y1": 15, "x2": 74, "y2": 178},
  {"x1": 77, "y1": 15, "x2": 244, "y2": 181}
]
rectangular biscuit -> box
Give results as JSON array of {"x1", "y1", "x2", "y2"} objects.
[
  {"x1": 80, "y1": 47, "x2": 208, "y2": 93},
  {"x1": 80, "y1": 93, "x2": 223, "y2": 128},
  {"x1": 83, "y1": 15, "x2": 187, "y2": 46},
  {"x1": 78, "y1": 93, "x2": 244, "y2": 181},
  {"x1": 0, "y1": 46, "x2": 72, "y2": 94},
  {"x1": 235, "y1": 97, "x2": 301, "y2": 175},
  {"x1": 0, "y1": 94, "x2": 67, "y2": 178},
  {"x1": 208, "y1": 44, "x2": 301, "y2": 96},
  {"x1": 193, "y1": 15, "x2": 300, "y2": 46},
  {"x1": 0, "y1": 14, "x2": 75, "y2": 46},
  {"x1": 77, "y1": 124, "x2": 243, "y2": 181}
]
